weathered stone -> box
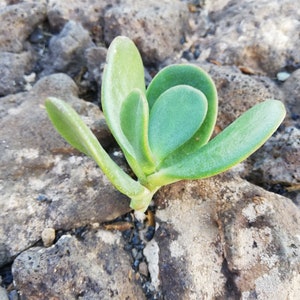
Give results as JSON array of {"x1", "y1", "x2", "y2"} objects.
[
  {"x1": 245, "y1": 126, "x2": 300, "y2": 205},
  {"x1": 0, "y1": 51, "x2": 34, "y2": 96},
  {"x1": 85, "y1": 46, "x2": 107, "y2": 86},
  {"x1": 281, "y1": 69, "x2": 300, "y2": 120},
  {"x1": 199, "y1": 62, "x2": 285, "y2": 129},
  {"x1": 194, "y1": 0, "x2": 300, "y2": 76},
  {"x1": 0, "y1": 2, "x2": 46, "y2": 52},
  {"x1": 104, "y1": 0, "x2": 189, "y2": 64},
  {"x1": 47, "y1": 0, "x2": 118, "y2": 40},
  {"x1": 12, "y1": 231, "x2": 146, "y2": 299},
  {"x1": 41, "y1": 21, "x2": 94, "y2": 77},
  {"x1": 0, "y1": 74, "x2": 131, "y2": 267},
  {"x1": 41, "y1": 227, "x2": 55, "y2": 247},
  {"x1": 154, "y1": 173, "x2": 300, "y2": 299}
]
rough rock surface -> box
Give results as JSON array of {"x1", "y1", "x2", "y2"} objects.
[
  {"x1": 41, "y1": 20, "x2": 94, "y2": 77},
  {"x1": 200, "y1": 63, "x2": 285, "y2": 129},
  {"x1": 0, "y1": 0, "x2": 299, "y2": 299},
  {"x1": 192, "y1": 0, "x2": 300, "y2": 76},
  {"x1": 155, "y1": 173, "x2": 300, "y2": 299},
  {"x1": 12, "y1": 230, "x2": 145, "y2": 299},
  {"x1": 0, "y1": 51, "x2": 34, "y2": 96},
  {"x1": 0, "y1": 74, "x2": 130, "y2": 267},
  {"x1": 103, "y1": 0, "x2": 189, "y2": 64},
  {"x1": 0, "y1": 2, "x2": 46, "y2": 52}
]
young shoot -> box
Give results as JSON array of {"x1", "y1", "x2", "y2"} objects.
[{"x1": 46, "y1": 36, "x2": 286, "y2": 212}]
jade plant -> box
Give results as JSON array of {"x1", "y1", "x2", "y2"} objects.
[{"x1": 45, "y1": 36, "x2": 286, "y2": 212}]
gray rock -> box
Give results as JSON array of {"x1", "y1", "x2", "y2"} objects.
[
  {"x1": 154, "y1": 173, "x2": 300, "y2": 299},
  {"x1": 47, "y1": 0, "x2": 117, "y2": 38},
  {"x1": 0, "y1": 1, "x2": 46, "y2": 52},
  {"x1": 42, "y1": 21, "x2": 94, "y2": 77},
  {"x1": 246, "y1": 126, "x2": 300, "y2": 205},
  {"x1": 200, "y1": 62, "x2": 284, "y2": 129},
  {"x1": 282, "y1": 69, "x2": 300, "y2": 120},
  {"x1": 0, "y1": 73, "x2": 131, "y2": 267},
  {"x1": 104, "y1": 0, "x2": 189, "y2": 64},
  {"x1": 85, "y1": 46, "x2": 107, "y2": 86},
  {"x1": 0, "y1": 287, "x2": 9, "y2": 300},
  {"x1": 12, "y1": 231, "x2": 146, "y2": 299},
  {"x1": 195, "y1": 0, "x2": 300, "y2": 76},
  {"x1": 0, "y1": 51, "x2": 34, "y2": 96}
]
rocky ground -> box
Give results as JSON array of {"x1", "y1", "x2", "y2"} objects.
[{"x1": 0, "y1": 0, "x2": 299, "y2": 299}]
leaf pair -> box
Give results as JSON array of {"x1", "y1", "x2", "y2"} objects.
[{"x1": 46, "y1": 36, "x2": 286, "y2": 212}]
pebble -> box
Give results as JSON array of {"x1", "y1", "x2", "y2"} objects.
[
  {"x1": 138, "y1": 261, "x2": 149, "y2": 277},
  {"x1": 41, "y1": 228, "x2": 55, "y2": 247}
]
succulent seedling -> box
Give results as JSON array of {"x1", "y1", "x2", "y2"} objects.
[{"x1": 46, "y1": 36, "x2": 286, "y2": 212}]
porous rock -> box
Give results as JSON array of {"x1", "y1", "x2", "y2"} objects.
[
  {"x1": 41, "y1": 20, "x2": 94, "y2": 77},
  {"x1": 154, "y1": 173, "x2": 300, "y2": 299},
  {"x1": 199, "y1": 62, "x2": 285, "y2": 129},
  {"x1": 0, "y1": 51, "x2": 34, "y2": 96},
  {"x1": 246, "y1": 126, "x2": 300, "y2": 205},
  {"x1": 12, "y1": 231, "x2": 145, "y2": 299},
  {"x1": 194, "y1": 0, "x2": 300, "y2": 76},
  {"x1": 104, "y1": 0, "x2": 189, "y2": 64},
  {"x1": 281, "y1": 68, "x2": 300, "y2": 120},
  {"x1": 47, "y1": 0, "x2": 118, "y2": 38},
  {"x1": 0, "y1": 73, "x2": 130, "y2": 267},
  {"x1": 0, "y1": 1, "x2": 46, "y2": 52}
]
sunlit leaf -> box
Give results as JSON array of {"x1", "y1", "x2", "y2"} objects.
[
  {"x1": 45, "y1": 97, "x2": 148, "y2": 198},
  {"x1": 148, "y1": 85, "x2": 208, "y2": 163},
  {"x1": 101, "y1": 36, "x2": 149, "y2": 178},
  {"x1": 120, "y1": 89, "x2": 155, "y2": 174},
  {"x1": 148, "y1": 100, "x2": 286, "y2": 186},
  {"x1": 146, "y1": 64, "x2": 218, "y2": 148}
]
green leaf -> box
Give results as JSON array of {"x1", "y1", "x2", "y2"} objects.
[
  {"x1": 101, "y1": 36, "x2": 150, "y2": 178},
  {"x1": 148, "y1": 100, "x2": 286, "y2": 186},
  {"x1": 120, "y1": 89, "x2": 155, "y2": 174},
  {"x1": 45, "y1": 97, "x2": 149, "y2": 199},
  {"x1": 148, "y1": 85, "x2": 208, "y2": 163},
  {"x1": 146, "y1": 64, "x2": 218, "y2": 148}
]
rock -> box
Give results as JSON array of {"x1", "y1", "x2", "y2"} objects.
[
  {"x1": 194, "y1": 0, "x2": 300, "y2": 76},
  {"x1": 104, "y1": 0, "x2": 189, "y2": 64},
  {"x1": 41, "y1": 20, "x2": 94, "y2": 77},
  {"x1": 0, "y1": 73, "x2": 131, "y2": 267},
  {"x1": 154, "y1": 173, "x2": 300, "y2": 299},
  {"x1": 281, "y1": 69, "x2": 300, "y2": 121},
  {"x1": 0, "y1": 51, "x2": 34, "y2": 96},
  {"x1": 12, "y1": 231, "x2": 146, "y2": 299},
  {"x1": 0, "y1": 2, "x2": 46, "y2": 52},
  {"x1": 47, "y1": 0, "x2": 118, "y2": 39},
  {"x1": 245, "y1": 126, "x2": 300, "y2": 205},
  {"x1": 41, "y1": 227, "x2": 55, "y2": 247},
  {"x1": 0, "y1": 287, "x2": 9, "y2": 300},
  {"x1": 85, "y1": 46, "x2": 107, "y2": 87},
  {"x1": 199, "y1": 62, "x2": 285, "y2": 129}
]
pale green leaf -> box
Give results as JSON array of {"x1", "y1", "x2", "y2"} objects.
[
  {"x1": 146, "y1": 64, "x2": 218, "y2": 148},
  {"x1": 148, "y1": 100, "x2": 286, "y2": 186},
  {"x1": 45, "y1": 97, "x2": 148, "y2": 198},
  {"x1": 148, "y1": 85, "x2": 208, "y2": 163},
  {"x1": 101, "y1": 36, "x2": 148, "y2": 178},
  {"x1": 120, "y1": 89, "x2": 155, "y2": 174}
]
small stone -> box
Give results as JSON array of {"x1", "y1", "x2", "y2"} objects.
[
  {"x1": 277, "y1": 72, "x2": 290, "y2": 81},
  {"x1": 0, "y1": 287, "x2": 9, "y2": 300},
  {"x1": 138, "y1": 261, "x2": 149, "y2": 277},
  {"x1": 41, "y1": 228, "x2": 55, "y2": 247}
]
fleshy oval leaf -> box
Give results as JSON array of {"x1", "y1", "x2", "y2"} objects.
[
  {"x1": 120, "y1": 89, "x2": 155, "y2": 174},
  {"x1": 146, "y1": 64, "x2": 218, "y2": 148},
  {"x1": 148, "y1": 85, "x2": 208, "y2": 163},
  {"x1": 45, "y1": 97, "x2": 148, "y2": 199},
  {"x1": 101, "y1": 36, "x2": 147, "y2": 178},
  {"x1": 148, "y1": 100, "x2": 286, "y2": 186}
]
